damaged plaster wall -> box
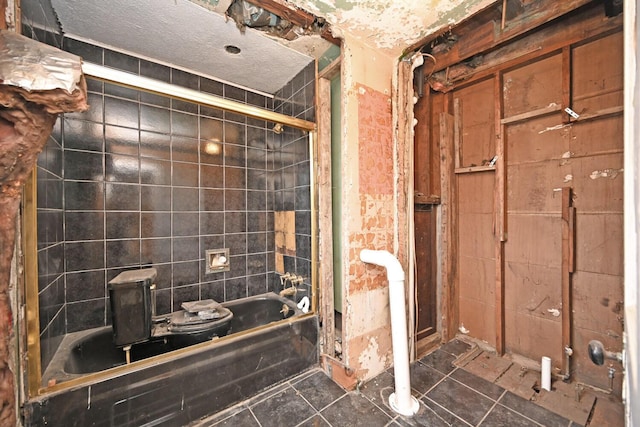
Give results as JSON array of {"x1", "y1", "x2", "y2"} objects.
[
  {"x1": 292, "y1": 0, "x2": 495, "y2": 55},
  {"x1": 339, "y1": 33, "x2": 401, "y2": 381}
]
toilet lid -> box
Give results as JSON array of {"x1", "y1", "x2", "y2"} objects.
[{"x1": 168, "y1": 305, "x2": 232, "y2": 330}]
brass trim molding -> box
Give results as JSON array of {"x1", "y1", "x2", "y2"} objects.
[
  {"x1": 309, "y1": 131, "x2": 318, "y2": 314},
  {"x1": 82, "y1": 62, "x2": 316, "y2": 132},
  {"x1": 23, "y1": 168, "x2": 41, "y2": 398},
  {"x1": 39, "y1": 312, "x2": 316, "y2": 395}
]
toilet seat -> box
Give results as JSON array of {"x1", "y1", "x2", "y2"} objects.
[{"x1": 167, "y1": 305, "x2": 233, "y2": 333}]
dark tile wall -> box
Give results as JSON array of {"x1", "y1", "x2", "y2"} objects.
[
  {"x1": 37, "y1": 120, "x2": 66, "y2": 369},
  {"x1": 270, "y1": 62, "x2": 316, "y2": 297},
  {"x1": 33, "y1": 36, "x2": 314, "y2": 362}
]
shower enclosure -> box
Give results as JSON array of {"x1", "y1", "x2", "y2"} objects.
[{"x1": 23, "y1": 30, "x2": 318, "y2": 408}]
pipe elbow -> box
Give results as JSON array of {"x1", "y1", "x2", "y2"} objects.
[{"x1": 359, "y1": 249, "x2": 405, "y2": 282}]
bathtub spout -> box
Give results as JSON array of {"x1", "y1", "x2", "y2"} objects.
[{"x1": 360, "y1": 249, "x2": 419, "y2": 417}]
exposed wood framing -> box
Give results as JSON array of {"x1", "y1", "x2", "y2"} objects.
[
  {"x1": 249, "y1": 0, "x2": 314, "y2": 28},
  {"x1": 318, "y1": 57, "x2": 341, "y2": 80},
  {"x1": 248, "y1": 0, "x2": 340, "y2": 45},
  {"x1": 321, "y1": 354, "x2": 357, "y2": 390},
  {"x1": 439, "y1": 112, "x2": 458, "y2": 342},
  {"x1": 414, "y1": 81, "x2": 432, "y2": 204},
  {"x1": 412, "y1": 0, "x2": 592, "y2": 73},
  {"x1": 500, "y1": 103, "x2": 562, "y2": 125},
  {"x1": 317, "y1": 75, "x2": 335, "y2": 359},
  {"x1": 453, "y1": 98, "x2": 462, "y2": 169},
  {"x1": 561, "y1": 187, "x2": 576, "y2": 376},
  {"x1": 429, "y1": 4, "x2": 623, "y2": 91},
  {"x1": 494, "y1": 73, "x2": 506, "y2": 355},
  {"x1": 0, "y1": 0, "x2": 7, "y2": 30},
  {"x1": 562, "y1": 47, "x2": 572, "y2": 123}
]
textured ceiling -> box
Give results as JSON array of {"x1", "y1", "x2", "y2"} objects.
[
  {"x1": 43, "y1": 0, "x2": 315, "y2": 94},
  {"x1": 20, "y1": 0, "x2": 496, "y2": 94},
  {"x1": 291, "y1": 0, "x2": 496, "y2": 55}
]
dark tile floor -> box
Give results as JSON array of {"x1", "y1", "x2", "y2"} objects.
[{"x1": 193, "y1": 341, "x2": 577, "y2": 427}]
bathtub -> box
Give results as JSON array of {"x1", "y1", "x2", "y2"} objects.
[{"x1": 23, "y1": 292, "x2": 318, "y2": 426}]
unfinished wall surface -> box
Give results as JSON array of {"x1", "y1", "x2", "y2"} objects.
[
  {"x1": 339, "y1": 34, "x2": 400, "y2": 380},
  {"x1": 417, "y1": 3, "x2": 624, "y2": 394}
]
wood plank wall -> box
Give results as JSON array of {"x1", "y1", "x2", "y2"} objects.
[{"x1": 416, "y1": 2, "x2": 624, "y2": 393}]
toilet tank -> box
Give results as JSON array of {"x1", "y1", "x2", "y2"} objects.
[{"x1": 108, "y1": 268, "x2": 156, "y2": 347}]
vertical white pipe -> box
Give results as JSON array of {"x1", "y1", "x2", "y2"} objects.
[
  {"x1": 541, "y1": 356, "x2": 551, "y2": 391},
  {"x1": 360, "y1": 249, "x2": 419, "y2": 416}
]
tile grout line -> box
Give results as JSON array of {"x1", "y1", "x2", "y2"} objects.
[{"x1": 474, "y1": 389, "x2": 506, "y2": 426}]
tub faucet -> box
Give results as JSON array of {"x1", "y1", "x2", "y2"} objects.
[{"x1": 279, "y1": 274, "x2": 305, "y2": 297}]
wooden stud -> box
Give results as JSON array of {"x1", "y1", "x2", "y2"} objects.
[
  {"x1": 439, "y1": 112, "x2": 458, "y2": 342},
  {"x1": 414, "y1": 83, "x2": 431, "y2": 203},
  {"x1": 453, "y1": 98, "x2": 462, "y2": 169},
  {"x1": 248, "y1": 0, "x2": 315, "y2": 28},
  {"x1": 562, "y1": 46, "x2": 572, "y2": 123},
  {"x1": 561, "y1": 187, "x2": 575, "y2": 375},
  {"x1": 318, "y1": 57, "x2": 341, "y2": 80},
  {"x1": 500, "y1": 103, "x2": 563, "y2": 125},
  {"x1": 428, "y1": 5, "x2": 622, "y2": 92},
  {"x1": 317, "y1": 76, "x2": 335, "y2": 359},
  {"x1": 409, "y1": 0, "x2": 592, "y2": 73},
  {"x1": 494, "y1": 73, "x2": 506, "y2": 355},
  {"x1": 501, "y1": 0, "x2": 507, "y2": 31}
]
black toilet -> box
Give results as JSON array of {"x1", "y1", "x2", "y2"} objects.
[{"x1": 108, "y1": 268, "x2": 233, "y2": 349}]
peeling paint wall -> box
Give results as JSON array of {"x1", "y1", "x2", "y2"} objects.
[
  {"x1": 293, "y1": 0, "x2": 495, "y2": 55},
  {"x1": 338, "y1": 34, "x2": 400, "y2": 380}
]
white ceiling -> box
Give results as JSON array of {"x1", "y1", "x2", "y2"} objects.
[
  {"x1": 23, "y1": 0, "x2": 316, "y2": 94},
  {"x1": 20, "y1": 0, "x2": 497, "y2": 94}
]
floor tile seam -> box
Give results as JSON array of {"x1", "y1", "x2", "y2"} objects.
[
  {"x1": 448, "y1": 367, "x2": 505, "y2": 402},
  {"x1": 421, "y1": 395, "x2": 474, "y2": 427},
  {"x1": 358, "y1": 388, "x2": 398, "y2": 420},
  {"x1": 411, "y1": 367, "x2": 450, "y2": 397},
  {"x1": 497, "y1": 391, "x2": 574, "y2": 427},
  {"x1": 196, "y1": 401, "x2": 250, "y2": 426},
  {"x1": 246, "y1": 382, "x2": 294, "y2": 408},
  {"x1": 288, "y1": 367, "x2": 323, "y2": 387},
  {"x1": 415, "y1": 358, "x2": 456, "y2": 377},
  {"x1": 248, "y1": 407, "x2": 264, "y2": 427},
  {"x1": 293, "y1": 411, "x2": 331, "y2": 427},
  {"x1": 475, "y1": 395, "x2": 509, "y2": 427},
  {"x1": 489, "y1": 398, "x2": 553, "y2": 427},
  {"x1": 292, "y1": 384, "x2": 337, "y2": 414}
]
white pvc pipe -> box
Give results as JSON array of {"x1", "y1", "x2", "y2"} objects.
[
  {"x1": 360, "y1": 249, "x2": 419, "y2": 416},
  {"x1": 541, "y1": 356, "x2": 551, "y2": 391}
]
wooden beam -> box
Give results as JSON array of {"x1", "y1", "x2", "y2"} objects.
[
  {"x1": 500, "y1": 103, "x2": 562, "y2": 125},
  {"x1": 0, "y1": 0, "x2": 7, "y2": 30},
  {"x1": 249, "y1": 0, "x2": 315, "y2": 28},
  {"x1": 318, "y1": 57, "x2": 341, "y2": 80},
  {"x1": 453, "y1": 98, "x2": 462, "y2": 169},
  {"x1": 414, "y1": 81, "x2": 431, "y2": 202},
  {"x1": 561, "y1": 187, "x2": 575, "y2": 377},
  {"x1": 429, "y1": 4, "x2": 623, "y2": 91},
  {"x1": 494, "y1": 73, "x2": 506, "y2": 355},
  {"x1": 420, "y1": 0, "x2": 592, "y2": 74},
  {"x1": 439, "y1": 112, "x2": 458, "y2": 342},
  {"x1": 562, "y1": 46, "x2": 572, "y2": 123},
  {"x1": 317, "y1": 76, "x2": 335, "y2": 359}
]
